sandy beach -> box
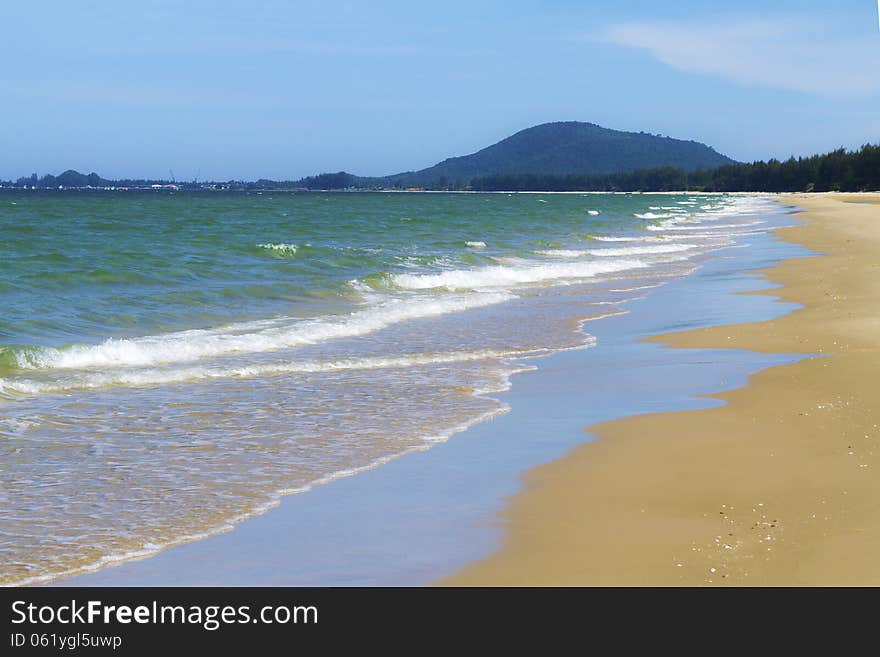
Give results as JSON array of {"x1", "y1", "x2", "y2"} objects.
[{"x1": 446, "y1": 193, "x2": 880, "y2": 586}]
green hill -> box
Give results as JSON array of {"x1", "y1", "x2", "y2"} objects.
[{"x1": 380, "y1": 121, "x2": 736, "y2": 187}]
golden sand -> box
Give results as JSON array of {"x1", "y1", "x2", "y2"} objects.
[{"x1": 445, "y1": 193, "x2": 880, "y2": 586}]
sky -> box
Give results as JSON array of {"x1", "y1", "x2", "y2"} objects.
[{"x1": 2, "y1": 0, "x2": 879, "y2": 181}]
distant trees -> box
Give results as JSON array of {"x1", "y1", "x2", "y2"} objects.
[
  {"x1": 14, "y1": 173, "x2": 40, "y2": 187},
  {"x1": 469, "y1": 144, "x2": 880, "y2": 193},
  {"x1": 295, "y1": 171, "x2": 360, "y2": 190},
  {"x1": 11, "y1": 170, "x2": 110, "y2": 188}
]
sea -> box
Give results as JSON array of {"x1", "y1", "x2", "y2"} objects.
[{"x1": 0, "y1": 190, "x2": 781, "y2": 585}]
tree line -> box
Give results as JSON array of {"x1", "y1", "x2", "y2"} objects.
[{"x1": 469, "y1": 144, "x2": 880, "y2": 193}]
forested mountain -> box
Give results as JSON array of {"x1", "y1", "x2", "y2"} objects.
[{"x1": 379, "y1": 122, "x2": 735, "y2": 188}]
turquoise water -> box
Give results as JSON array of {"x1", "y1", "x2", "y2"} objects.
[
  {"x1": 0, "y1": 192, "x2": 638, "y2": 350},
  {"x1": 0, "y1": 190, "x2": 775, "y2": 584}
]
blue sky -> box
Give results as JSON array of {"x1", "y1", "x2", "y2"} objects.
[{"x1": 2, "y1": 0, "x2": 878, "y2": 180}]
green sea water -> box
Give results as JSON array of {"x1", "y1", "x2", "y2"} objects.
[{"x1": 0, "y1": 190, "x2": 775, "y2": 584}]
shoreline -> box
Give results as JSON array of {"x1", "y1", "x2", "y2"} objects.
[
  {"x1": 55, "y1": 197, "x2": 807, "y2": 586},
  {"x1": 444, "y1": 193, "x2": 880, "y2": 586}
]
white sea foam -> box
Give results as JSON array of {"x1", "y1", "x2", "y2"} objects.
[
  {"x1": 0, "y1": 417, "x2": 39, "y2": 434},
  {"x1": 257, "y1": 243, "x2": 299, "y2": 255},
  {"x1": 533, "y1": 249, "x2": 599, "y2": 258},
  {"x1": 592, "y1": 243, "x2": 696, "y2": 256},
  {"x1": 647, "y1": 220, "x2": 765, "y2": 232},
  {"x1": 633, "y1": 212, "x2": 674, "y2": 219},
  {"x1": 390, "y1": 258, "x2": 649, "y2": 291},
  {"x1": 9, "y1": 292, "x2": 515, "y2": 371},
  {"x1": 608, "y1": 283, "x2": 663, "y2": 293},
  {"x1": 682, "y1": 229, "x2": 767, "y2": 240},
  {"x1": 536, "y1": 244, "x2": 695, "y2": 258},
  {"x1": 593, "y1": 235, "x2": 670, "y2": 243},
  {"x1": 0, "y1": 346, "x2": 569, "y2": 395},
  {"x1": 577, "y1": 310, "x2": 629, "y2": 323}
]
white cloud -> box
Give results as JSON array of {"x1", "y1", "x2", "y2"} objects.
[{"x1": 601, "y1": 17, "x2": 880, "y2": 96}]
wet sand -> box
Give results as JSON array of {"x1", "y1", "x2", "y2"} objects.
[{"x1": 445, "y1": 193, "x2": 880, "y2": 586}]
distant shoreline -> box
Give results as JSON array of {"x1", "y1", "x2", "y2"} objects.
[{"x1": 4, "y1": 120, "x2": 876, "y2": 194}]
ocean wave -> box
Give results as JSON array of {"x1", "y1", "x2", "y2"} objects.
[
  {"x1": 680, "y1": 229, "x2": 767, "y2": 240},
  {"x1": 256, "y1": 243, "x2": 300, "y2": 256},
  {"x1": 633, "y1": 212, "x2": 675, "y2": 219},
  {"x1": 0, "y1": 345, "x2": 572, "y2": 395},
  {"x1": 5, "y1": 292, "x2": 514, "y2": 371},
  {"x1": 607, "y1": 283, "x2": 663, "y2": 293},
  {"x1": 388, "y1": 257, "x2": 649, "y2": 291},
  {"x1": 647, "y1": 220, "x2": 765, "y2": 232},
  {"x1": 536, "y1": 244, "x2": 695, "y2": 258},
  {"x1": 592, "y1": 235, "x2": 670, "y2": 243}
]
